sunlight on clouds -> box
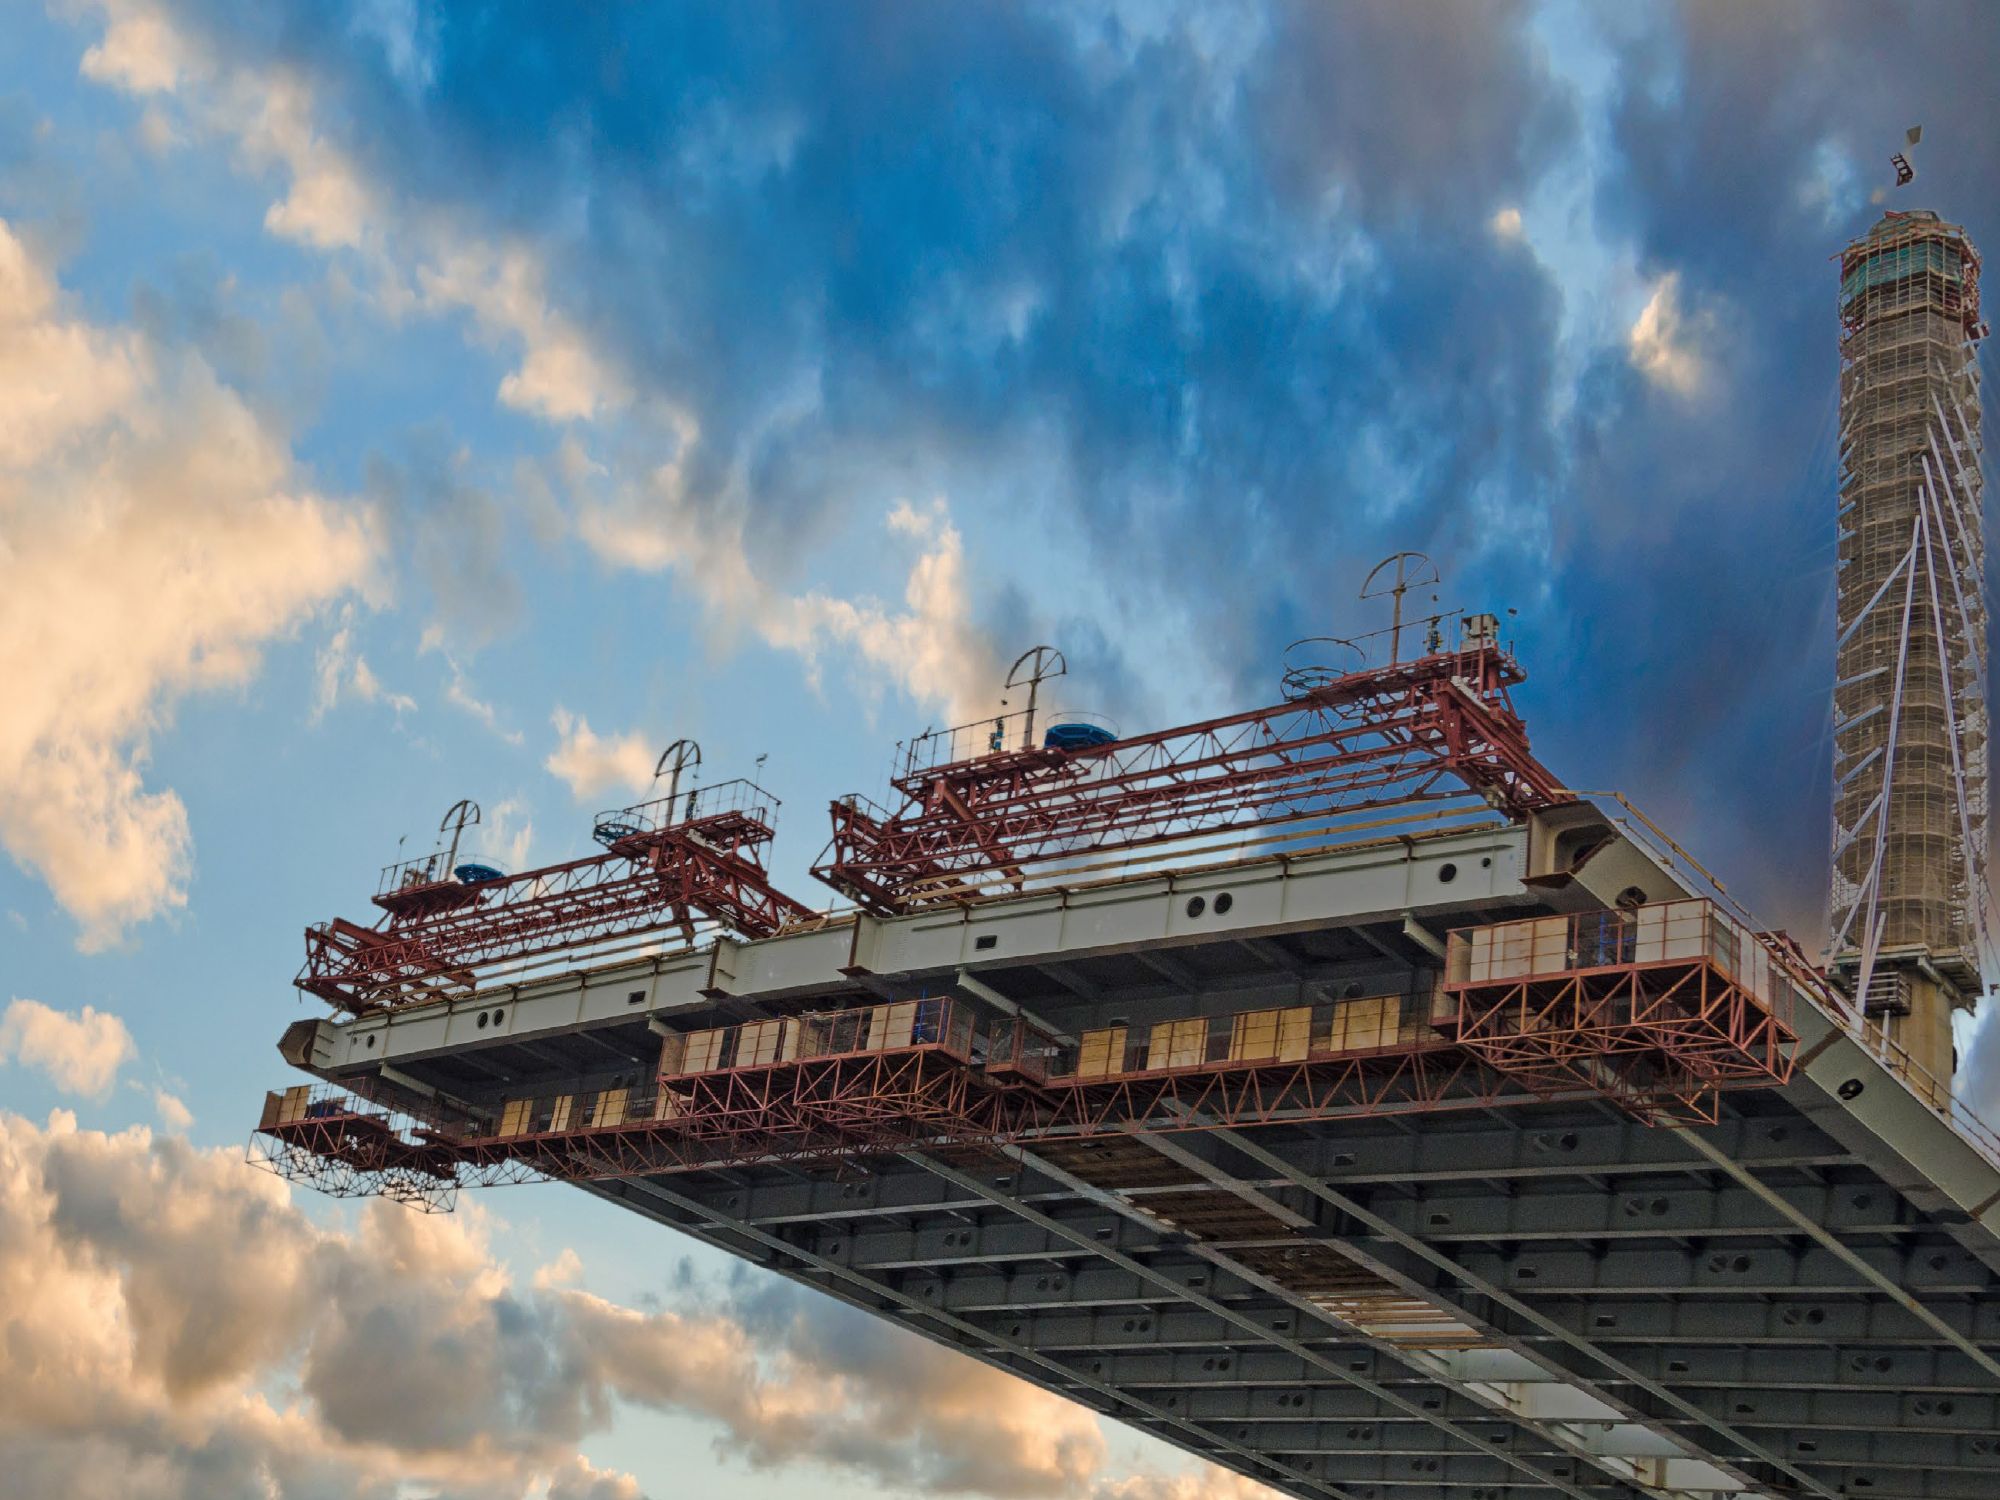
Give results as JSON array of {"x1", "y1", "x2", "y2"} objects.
[
  {"x1": 0, "y1": 999, "x2": 134, "y2": 1099},
  {"x1": 0, "y1": 221, "x2": 144, "y2": 467},
  {"x1": 78, "y1": 3, "x2": 191, "y2": 95},
  {"x1": 573, "y1": 442, "x2": 999, "y2": 728},
  {"x1": 0, "y1": 218, "x2": 375, "y2": 945},
  {"x1": 544, "y1": 710, "x2": 658, "y2": 802},
  {"x1": 1490, "y1": 205, "x2": 1524, "y2": 240},
  {"x1": 0, "y1": 1109, "x2": 1222, "y2": 1500},
  {"x1": 77, "y1": 1, "x2": 997, "y2": 732},
  {"x1": 779, "y1": 499, "x2": 998, "y2": 729},
  {"x1": 1627, "y1": 271, "x2": 1707, "y2": 396},
  {"x1": 1095, "y1": 1472, "x2": 1282, "y2": 1500}
]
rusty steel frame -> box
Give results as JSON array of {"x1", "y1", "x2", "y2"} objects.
[
  {"x1": 813, "y1": 643, "x2": 1570, "y2": 914},
  {"x1": 253, "y1": 988, "x2": 1789, "y2": 1201},
  {"x1": 1450, "y1": 960, "x2": 1796, "y2": 1125},
  {"x1": 299, "y1": 804, "x2": 815, "y2": 1014}
]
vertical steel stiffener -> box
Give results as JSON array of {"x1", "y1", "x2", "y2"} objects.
[{"x1": 1832, "y1": 210, "x2": 1989, "y2": 1068}]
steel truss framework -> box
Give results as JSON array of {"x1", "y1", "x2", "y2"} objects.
[
  {"x1": 254, "y1": 937, "x2": 1796, "y2": 1204},
  {"x1": 813, "y1": 642, "x2": 1570, "y2": 913},
  {"x1": 1451, "y1": 962, "x2": 1796, "y2": 1123},
  {"x1": 299, "y1": 795, "x2": 815, "y2": 1013}
]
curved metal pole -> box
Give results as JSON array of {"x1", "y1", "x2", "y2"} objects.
[
  {"x1": 1004, "y1": 646, "x2": 1067, "y2": 752},
  {"x1": 439, "y1": 799, "x2": 481, "y2": 878},
  {"x1": 655, "y1": 739, "x2": 702, "y2": 822}
]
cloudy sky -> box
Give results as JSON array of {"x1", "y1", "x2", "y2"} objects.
[{"x1": 2, "y1": 1, "x2": 1997, "y2": 1496}]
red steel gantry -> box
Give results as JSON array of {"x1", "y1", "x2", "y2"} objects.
[
  {"x1": 814, "y1": 626, "x2": 1570, "y2": 914},
  {"x1": 299, "y1": 778, "x2": 814, "y2": 1013}
]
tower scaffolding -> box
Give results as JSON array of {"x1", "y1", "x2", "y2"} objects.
[{"x1": 1830, "y1": 210, "x2": 1990, "y2": 1076}]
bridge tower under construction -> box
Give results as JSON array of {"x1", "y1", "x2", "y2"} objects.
[{"x1": 1830, "y1": 208, "x2": 1990, "y2": 1081}]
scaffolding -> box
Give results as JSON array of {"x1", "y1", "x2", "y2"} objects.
[
  {"x1": 251, "y1": 899, "x2": 1802, "y2": 1204},
  {"x1": 299, "y1": 779, "x2": 815, "y2": 1013},
  {"x1": 814, "y1": 624, "x2": 1570, "y2": 914},
  {"x1": 1831, "y1": 210, "x2": 1989, "y2": 1008}
]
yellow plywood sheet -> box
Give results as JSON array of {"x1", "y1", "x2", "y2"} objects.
[
  {"x1": 678, "y1": 1028, "x2": 726, "y2": 1074},
  {"x1": 589, "y1": 1088, "x2": 629, "y2": 1128},
  {"x1": 1230, "y1": 1008, "x2": 1280, "y2": 1062},
  {"x1": 1277, "y1": 1006, "x2": 1312, "y2": 1061},
  {"x1": 873, "y1": 1001, "x2": 917, "y2": 1050},
  {"x1": 498, "y1": 1098, "x2": 533, "y2": 1137},
  {"x1": 1166, "y1": 1017, "x2": 1206, "y2": 1068},
  {"x1": 1077, "y1": 1026, "x2": 1126, "y2": 1079},
  {"x1": 548, "y1": 1095, "x2": 574, "y2": 1133},
  {"x1": 738, "y1": 1020, "x2": 784, "y2": 1067}
]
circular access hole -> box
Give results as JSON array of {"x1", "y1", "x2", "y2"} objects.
[
  {"x1": 1838, "y1": 1078, "x2": 1865, "y2": 1101},
  {"x1": 476, "y1": 1012, "x2": 489, "y2": 1030},
  {"x1": 1213, "y1": 892, "x2": 1234, "y2": 914},
  {"x1": 1185, "y1": 896, "x2": 1206, "y2": 918},
  {"x1": 1437, "y1": 862, "x2": 1458, "y2": 884},
  {"x1": 490, "y1": 1009, "x2": 505, "y2": 1026}
]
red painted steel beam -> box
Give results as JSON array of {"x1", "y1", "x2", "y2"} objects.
[
  {"x1": 814, "y1": 644, "x2": 1571, "y2": 913},
  {"x1": 299, "y1": 807, "x2": 816, "y2": 1014}
]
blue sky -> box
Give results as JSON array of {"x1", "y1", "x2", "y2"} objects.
[{"x1": 1, "y1": 3, "x2": 1997, "y2": 1497}]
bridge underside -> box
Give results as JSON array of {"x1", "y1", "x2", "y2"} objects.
[{"x1": 281, "y1": 828, "x2": 2000, "y2": 1500}]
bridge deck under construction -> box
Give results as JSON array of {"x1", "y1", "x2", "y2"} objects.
[{"x1": 262, "y1": 803, "x2": 2000, "y2": 1500}]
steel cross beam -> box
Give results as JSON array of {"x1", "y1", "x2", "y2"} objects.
[
  {"x1": 583, "y1": 1174, "x2": 1365, "y2": 1500},
  {"x1": 1185, "y1": 1124, "x2": 1843, "y2": 1500},
  {"x1": 814, "y1": 644, "x2": 1569, "y2": 913},
  {"x1": 1016, "y1": 1132, "x2": 1766, "y2": 1500},
  {"x1": 905, "y1": 1149, "x2": 1642, "y2": 1500},
  {"x1": 1673, "y1": 1126, "x2": 2000, "y2": 1382}
]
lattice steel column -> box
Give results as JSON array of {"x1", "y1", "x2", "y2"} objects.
[{"x1": 1831, "y1": 210, "x2": 1989, "y2": 1078}]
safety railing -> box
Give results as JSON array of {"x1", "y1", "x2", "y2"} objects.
[
  {"x1": 376, "y1": 849, "x2": 462, "y2": 897},
  {"x1": 988, "y1": 988, "x2": 1451, "y2": 1088},
  {"x1": 591, "y1": 777, "x2": 777, "y2": 845},
  {"x1": 1443, "y1": 900, "x2": 1801, "y2": 1025}
]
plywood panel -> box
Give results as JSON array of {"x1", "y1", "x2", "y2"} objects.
[
  {"x1": 1077, "y1": 1026, "x2": 1126, "y2": 1079},
  {"x1": 1277, "y1": 1006, "x2": 1312, "y2": 1061},
  {"x1": 738, "y1": 1020, "x2": 785, "y2": 1067},
  {"x1": 1230, "y1": 1008, "x2": 1280, "y2": 1063},
  {"x1": 679, "y1": 1028, "x2": 727, "y2": 1074}
]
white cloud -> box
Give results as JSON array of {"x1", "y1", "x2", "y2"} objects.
[
  {"x1": 0, "y1": 1109, "x2": 1234, "y2": 1500},
  {"x1": 78, "y1": 0, "x2": 623, "y2": 423},
  {"x1": 783, "y1": 499, "x2": 997, "y2": 728},
  {"x1": 544, "y1": 710, "x2": 656, "y2": 802},
  {"x1": 1490, "y1": 205, "x2": 1524, "y2": 240},
  {"x1": 574, "y1": 447, "x2": 998, "y2": 728},
  {"x1": 1627, "y1": 271, "x2": 1707, "y2": 396},
  {"x1": 482, "y1": 796, "x2": 537, "y2": 873},
  {"x1": 152, "y1": 1088, "x2": 193, "y2": 1131},
  {"x1": 78, "y1": 4, "x2": 192, "y2": 95},
  {"x1": 0, "y1": 217, "x2": 374, "y2": 946},
  {"x1": 1094, "y1": 1474, "x2": 1280, "y2": 1500},
  {"x1": 75, "y1": 3, "x2": 999, "y2": 735},
  {"x1": 439, "y1": 652, "x2": 525, "y2": 745},
  {"x1": 0, "y1": 999, "x2": 135, "y2": 1098},
  {"x1": 313, "y1": 611, "x2": 417, "y2": 721}
]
